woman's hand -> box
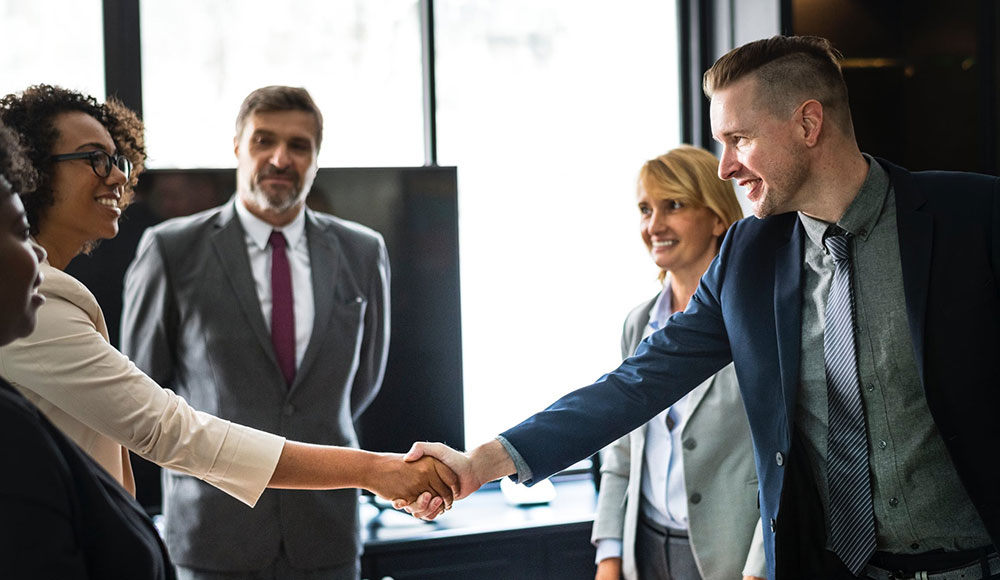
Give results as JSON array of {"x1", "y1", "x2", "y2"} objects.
[{"x1": 595, "y1": 557, "x2": 622, "y2": 580}]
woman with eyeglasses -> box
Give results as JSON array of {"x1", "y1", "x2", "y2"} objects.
[
  {"x1": 0, "y1": 118, "x2": 174, "y2": 578},
  {"x1": 0, "y1": 85, "x2": 455, "y2": 515}
]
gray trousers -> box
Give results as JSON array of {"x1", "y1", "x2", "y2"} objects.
[
  {"x1": 174, "y1": 544, "x2": 359, "y2": 580},
  {"x1": 635, "y1": 516, "x2": 702, "y2": 580}
]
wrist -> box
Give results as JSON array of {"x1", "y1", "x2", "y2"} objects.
[{"x1": 468, "y1": 440, "x2": 515, "y2": 487}]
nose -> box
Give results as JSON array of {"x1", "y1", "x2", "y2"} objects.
[
  {"x1": 269, "y1": 143, "x2": 291, "y2": 168},
  {"x1": 718, "y1": 145, "x2": 740, "y2": 180},
  {"x1": 647, "y1": 208, "x2": 669, "y2": 235},
  {"x1": 107, "y1": 163, "x2": 128, "y2": 187},
  {"x1": 32, "y1": 243, "x2": 46, "y2": 265}
]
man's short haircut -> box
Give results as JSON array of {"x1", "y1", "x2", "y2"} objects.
[
  {"x1": 703, "y1": 35, "x2": 853, "y2": 134},
  {"x1": 235, "y1": 86, "x2": 324, "y2": 150}
]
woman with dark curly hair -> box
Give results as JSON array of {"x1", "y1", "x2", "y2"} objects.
[
  {"x1": 0, "y1": 119, "x2": 174, "y2": 578},
  {"x1": 0, "y1": 86, "x2": 455, "y2": 516}
]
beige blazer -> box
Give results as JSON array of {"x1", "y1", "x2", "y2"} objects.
[
  {"x1": 0, "y1": 252, "x2": 284, "y2": 506},
  {"x1": 591, "y1": 294, "x2": 766, "y2": 580}
]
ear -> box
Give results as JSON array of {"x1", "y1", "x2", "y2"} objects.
[
  {"x1": 711, "y1": 213, "x2": 727, "y2": 237},
  {"x1": 798, "y1": 99, "x2": 824, "y2": 147},
  {"x1": 233, "y1": 135, "x2": 240, "y2": 159}
]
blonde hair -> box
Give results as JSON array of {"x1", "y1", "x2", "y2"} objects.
[{"x1": 638, "y1": 145, "x2": 742, "y2": 281}]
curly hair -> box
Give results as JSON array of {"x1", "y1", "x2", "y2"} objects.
[
  {"x1": 0, "y1": 121, "x2": 37, "y2": 199},
  {"x1": 0, "y1": 85, "x2": 146, "y2": 235}
]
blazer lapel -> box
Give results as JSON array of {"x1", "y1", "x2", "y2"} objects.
[
  {"x1": 773, "y1": 218, "x2": 804, "y2": 425},
  {"x1": 292, "y1": 211, "x2": 342, "y2": 390},
  {"x1": 210, "y1": 203, "x2": 280, "y2": 381},
  {"x1": 882, "y1": 159, "x2": 932, "y2": 381}
]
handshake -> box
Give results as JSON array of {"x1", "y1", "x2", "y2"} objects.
[{"x1": 367, "y1": 440, "x2": 516, "y2": 520}]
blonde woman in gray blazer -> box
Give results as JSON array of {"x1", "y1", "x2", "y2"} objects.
[{"x1": 592, "y1": 146, "x2": 765, "y2": 580}]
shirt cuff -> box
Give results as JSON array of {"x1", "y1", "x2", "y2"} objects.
[
  {"x1": 201, "y1": 425, "x2": 285, "y2": 507},
  {"x1": 595, "y1": 538, "x2": 623, "y2": 564},
  {"x1": 494, "y1": 435, "x2": 533, "y2": 484}
]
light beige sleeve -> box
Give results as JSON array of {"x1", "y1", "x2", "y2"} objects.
[{"x1": 0, "y1": 281, "x2": 284, "y2": 507}]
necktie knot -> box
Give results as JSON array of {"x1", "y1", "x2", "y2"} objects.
[
  {"x1": 824, "y1": 233, "x2": 851, "y2": 263},
  {"x1": 269, "y1": 230, "x2": 287, "y2": 251}
]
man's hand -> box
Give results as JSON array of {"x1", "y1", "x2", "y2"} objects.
[
  {"x1": 595, "y1": 557, "x2": 622, "y2": 580},
  {"x1": 367, "y1": 453, "x2": 458, "y2": 515}
]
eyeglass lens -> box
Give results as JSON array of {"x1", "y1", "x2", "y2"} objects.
[{"x1": 89, "y1": 151, "x2": 131, "y2": 179}]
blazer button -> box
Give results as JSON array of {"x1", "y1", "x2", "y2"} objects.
[
  {"x1": 775, "y1": 452, "x2": 784, "y2": 466},
  {"x1": 689, "y1": 493, "x2": 702, "y2": 504},
  {"x1": 683, "y1": 438, "x2": 697, "y2": 450},
  {"x1": 283, "y1": 404, "x2": 295, "y2": 416},
  {"x1": 770, "y1": 518, "x2": 776, "y2": 532}
]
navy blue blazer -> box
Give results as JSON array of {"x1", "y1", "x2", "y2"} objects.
[
  {"x1": 0, "y1": 377, "x2": 174, "y2": 579},
  {"x1": 501, "y1": 158, "x2": 1000, "y2": 579}
]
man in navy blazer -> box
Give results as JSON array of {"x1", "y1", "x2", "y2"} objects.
[{"x1": 404, "y1": 35, "x2": 1000, "y2": 579}]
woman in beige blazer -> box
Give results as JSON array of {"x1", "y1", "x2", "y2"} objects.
[
  {"x1": 0, "y1": 85, "x2": 455, "y2": 514},
  {"x1": 591, "y1": 146, "x2": 765, "y2": 580}
]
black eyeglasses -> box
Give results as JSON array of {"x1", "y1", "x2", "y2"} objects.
[{"x1": 51, "y1": 150, "x2": 132, "y2": 180}]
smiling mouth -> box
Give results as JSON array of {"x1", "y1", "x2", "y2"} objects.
[
  {"x1": 652, "y1": 240, "x2": 678, "y2": 247},
  {"x1": 96, "y1": 197, "x2": 120, "y2": 209}
]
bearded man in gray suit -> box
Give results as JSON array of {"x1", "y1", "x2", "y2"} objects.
[{"x1": 122, "y1": 86, "x2": 390, "y2": 580}]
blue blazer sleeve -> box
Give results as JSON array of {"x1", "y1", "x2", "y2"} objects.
[{"x1": 500, "y1": 230, "x2": 737, "y2": 483}]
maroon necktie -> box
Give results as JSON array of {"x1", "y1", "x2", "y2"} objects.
[{"x1": 269, "y1": 231, "x2": 296, "y2": 386}]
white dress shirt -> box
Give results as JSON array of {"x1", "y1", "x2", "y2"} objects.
[{"x1": 234, "y1": 199, "x2": 314, "y2": 370}]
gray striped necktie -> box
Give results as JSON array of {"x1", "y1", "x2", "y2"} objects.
[{"x1": 824, "y1": 233, "x2": 876, "y2": 574}]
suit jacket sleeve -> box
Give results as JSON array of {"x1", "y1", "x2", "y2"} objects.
[
  {"x1": 591, "y1": 297, "x2": 654, "y2": 545},
  {"x1": 500, "y1": 242, "x2": 733, "y2": 483},
  {"x1": 349, "y1": 233, "x2": 390, "y2": 418}
]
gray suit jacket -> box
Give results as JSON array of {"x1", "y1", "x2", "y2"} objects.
[
  {"x1": 121, "y1": 200, "x2": 389, "y2": 572},
  {"x1": 592, "y1": 294, "x2": 765, "y2": 580}
]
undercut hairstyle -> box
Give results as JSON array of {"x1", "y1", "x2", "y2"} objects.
[
  {"x1": 235, "y1": 86, "x2": 324, "y2": 150},
  {"x1": 0, "y1": 121, "x2": 37, "y2": 199},
  {"x1": 639, "y1": 145, "x2": 743, "y2": 281},
  {"x1": 0, "y1": 85, "x2": 146, "y2": 235},
  {"x1": 703, "y1": 35, "x2": 853, "y2": 135}
]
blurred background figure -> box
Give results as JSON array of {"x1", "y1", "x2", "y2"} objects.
[{"x1": 591, "y1": 145, "x2": 764, "y2": 580}]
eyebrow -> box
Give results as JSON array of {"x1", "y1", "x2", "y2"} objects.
[{"x1": 73, "y1": 141, "x2": 113, "y2": 153}]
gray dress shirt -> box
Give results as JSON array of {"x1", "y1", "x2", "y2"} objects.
[{"x1": 795, "y1": 155, "x2": 991, "y2": 554}]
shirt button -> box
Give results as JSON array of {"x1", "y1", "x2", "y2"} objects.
[
  {"x1": 866, "y1": 383, "x2": 875, "y2": 392},
  {"x1": 689, "y1": 493, "x2": 702, "y2": 504},
  {"x1": 683, "y1": 438, "x2": 697, "y2": 450},
  {"x1": 770, "y1": 518, "x2": 776, "y2": 532},
  {"x1": 911, "y1": 543, "x2": 920, "y2": 550},
  {"x1": 775, "y1": 452, "x2": 785, "y2": 466},
  {"x1": 878, "y1": 440, "x2": 887, "y2": 449},
  {"x1": 889, "y1": 497, "x2": 899, "y2": 508}
]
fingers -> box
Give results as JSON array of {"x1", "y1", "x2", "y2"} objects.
[
  {"x1": 434, "y1": 457, "x2": 461, "y2": 500},
  {"x1": 403, "y1": 442, "x2": 426, "y2": 462},
  {"x1": 416, "y1": 460, "x2": 455, "y2": 507}
]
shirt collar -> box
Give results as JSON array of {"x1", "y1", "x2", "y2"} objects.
[
  {"x1": 798, "y1": 153, "x2": 890, "y2": 251},
  {"x1": 233, "y1": 196, "x2": 307, "y2": 251},
  {"x1": 647, "y1": 273, "x2": 674, "y2": 331}
]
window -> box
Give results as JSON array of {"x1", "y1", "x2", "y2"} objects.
[
  {"x1": 436, "y1": 0, "x2": 681, "y2": 447},
  {"x1": 0, "y1": 0, "x2": 105, "y2": 99},
  {"x1": 140, "y1": 0, "x2": 424, "y2": 168}
]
